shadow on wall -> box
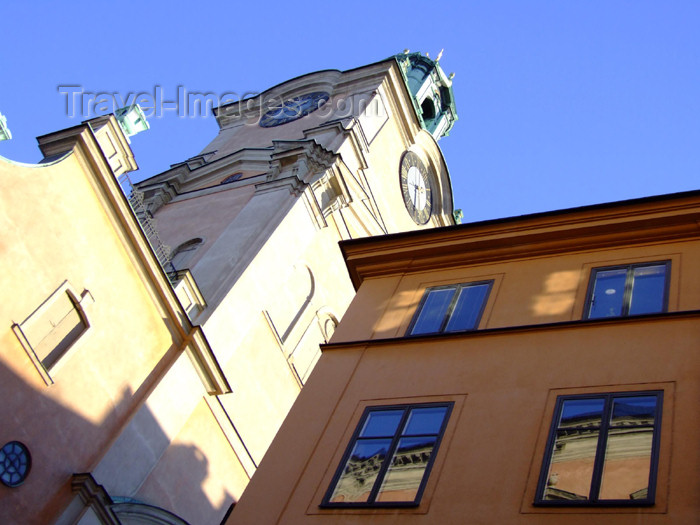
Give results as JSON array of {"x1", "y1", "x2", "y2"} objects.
[{"x1": 0, "y1": 362, "x2": 234, "y2": 525}]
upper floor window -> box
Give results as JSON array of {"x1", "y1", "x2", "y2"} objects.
[
  {"x1": 584, "y1": 262, "x2": 670, "y2": 319},
  {"x1": 322, "y1": 403, "x2": 453, "y2": 507},
  {"x1": 536, "y1": 391, "x2": 663, "y2": 505},
  {"x1": 408, "y1": 281, "x2": 492, "y2": 335}
]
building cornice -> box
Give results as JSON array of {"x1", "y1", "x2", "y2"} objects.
[
  {"x1": 320, "y1": 309, "x2": 700, "y2": 352},
  {"x1": 341, "y1": 190, "x2": 700, "y2": 289}
]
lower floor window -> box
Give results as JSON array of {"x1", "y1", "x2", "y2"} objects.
[
  {"x1": 322, "y1": 402, "x2": 453, "y2": 507},
  {"x1": 536, "y1": 391, "x2": 663, "y2": 505}
]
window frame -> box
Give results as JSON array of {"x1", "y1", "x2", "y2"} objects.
[
  {"x1": 321, "y1": 402, "x2": 454, "y2": 508},
  {"x1": 168, "y1": 238, "x2": 204, "y2": 272},
  {"x1": 12, "y1": 281, "x2": 92, "y2": 384},
  {"x1": 582, "y1": 261, "x2": 670, "y2": 320},
  {"x1": 220, "y1": 173, "x2": 243, "y2": 184},
  {"x1": 407, "y1": 280, "x2": 493, "y2": 336},
  {"x1": 534, "y1": 391, "x2": 664, "y2": 507}
]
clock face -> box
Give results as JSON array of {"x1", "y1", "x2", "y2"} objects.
[
  {"x1": 259, "y1": 91, "x2": 330, "y2": 128},
  {"x1": 399, "y1": 151, "x2": 433, "y2": 224}
]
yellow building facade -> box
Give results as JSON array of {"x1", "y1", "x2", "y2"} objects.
[{"x1": 230, "y1": 190, "x2": 700, "y2": 523}]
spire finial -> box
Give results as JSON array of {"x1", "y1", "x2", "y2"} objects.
[{"x1": 436, "y1": 49, "x2": 444, "y2": 62}]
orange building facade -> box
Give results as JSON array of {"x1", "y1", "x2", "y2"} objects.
[{"x1": 229, "y1": 190, "x2": 700, "y2": 523}]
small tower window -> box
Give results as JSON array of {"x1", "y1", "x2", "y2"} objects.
[
  {"x1": 169, "y1": 238, "x2": 204, "y2": 271},
  {"x1": 221, "y1": 173, "x2": 243, "y2": 185},
  {"x1": 420, "y1": 98, "x2": 436, "y2": 120}
]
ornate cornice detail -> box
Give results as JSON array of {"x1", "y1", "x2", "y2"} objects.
[
  {"x1": 71, "y1": 473, "x2": 120, "y2": 525},
  {"x1": 266, "y1": 140, "x2": 337, "y2": 185}
]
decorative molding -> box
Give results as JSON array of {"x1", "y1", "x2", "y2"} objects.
[
  {"x1": 71, "y1": 473, "x2": 120, "y2": 525},
  {"x1": 185, "y1": 327, "x2": 232, "y2": 396},
  {"x1": 37, "y1": 115, "x2": 138, "y2": 175},
  {"x1": 267, "y1": 139, "x2": 337, "y2": 183},
  {"x1": 112, "y1": 502, "x2": 191, "y2": 525},
  {"x1": 136, "y1": 148, "x2": 271, "y2": 198},
  {"x1": 341, "y1": 192, "x2": 700, "y2": 289},
  {"x1": 12, "y1": 281, "x2": 94, "y2": 386}
]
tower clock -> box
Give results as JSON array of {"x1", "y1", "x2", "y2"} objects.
[{"x1": 399, "y1": 151, "x2": 433, "y2": 224}]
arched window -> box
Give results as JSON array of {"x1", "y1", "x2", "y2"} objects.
[
  {"x1": 169, "y1": 238, "x2": 203, "y2": 271},
  {"x1": 220, "y1": 173, "x2": 242, "y2": 185},
  {"x1": 267, "y1": 265, "x2": 315, "y2": 344}
]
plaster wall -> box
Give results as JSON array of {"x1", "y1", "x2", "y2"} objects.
[
  {"x1": 230, "y1": 206, "x2": 700, "y2": 523},
  {"x1": 334, "y1": 240, "x2": 699, "y2": 342},
  {"x1": 231, "y1": 316, "x2": 700, "y2": 524},
  {"x1": 0, "y1": 154, "x2": 180, "y2": 522},
  {"x1": 150, "y1": 183, "x2": 256, "y2": 272},
  {"x1": 134, "y1": 397, "x2": 249, "y2": 525},
  {"x1": 199, "y1": 195, "x2": 357, "y2": 466}
]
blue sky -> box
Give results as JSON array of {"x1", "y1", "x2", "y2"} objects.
[{"x1": 1, "y1": 1, "x2": 698, "y2": 222}]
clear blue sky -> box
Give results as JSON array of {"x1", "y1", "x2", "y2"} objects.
[{"x1": 2, "y1": 1, "x2": 698, "y2": 222}]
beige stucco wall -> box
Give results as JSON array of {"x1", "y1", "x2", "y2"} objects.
[
  {"x1": 0, "y1": 139, "x2": 245, "y2": 524},
  {"x1": 199, "y1": 195, "x2": 358, "y2": 465},
  {"x1": 150, "y1": 182, "x2": 256, "y2": 270},
  {"x1": 0, "y1": 153, "x2": 181, "y2": 521}
]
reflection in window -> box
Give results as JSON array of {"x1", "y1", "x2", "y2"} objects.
[
  {"x1": 323, "y1": 403, "x2": 452, "y2": 507},
  {"x1": 585, "y1": 262, "x2": 669, "y2": 319},
  {"x1": 408, "y1": 281, "x2": 492, "y2": 335},
  {"x1": 537, "y1": 392, "x2": 662, "y2": 505}
]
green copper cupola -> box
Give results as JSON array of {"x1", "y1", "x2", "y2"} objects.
[{"x1": 394, "y1": 50, "x2": 458, "y2": 140}]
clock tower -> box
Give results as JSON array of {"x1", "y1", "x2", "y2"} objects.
[{"x1": 99, "y1": 52, "x2": 459, "y2": 521}]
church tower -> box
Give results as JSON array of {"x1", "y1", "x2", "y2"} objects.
[{"x1": 126, "y1": 51, "x2": 458, "y2": 515}]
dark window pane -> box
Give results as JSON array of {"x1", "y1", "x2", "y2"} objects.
[
  {"x1": 599, "y1": 427, "x2": 653, "y2": 500},
  {"x1": 376, "y1": 437, "x2": 437, "y2": 502},
  {"x1": 610, "y1": 396, "x2": 657, "y2": 426},
  {"x1": 403, "y1": 406, "x2": 448, "y2": 435},
  {"x1": 444, "y1": 283, "x2": 490, "y2": 332},
  {"x1": 360, "y1": 410, "x2": 404, "y2": 437},
  {"x1": 628, "y1": 265, "x2": 667, "y2": 315},
  {"x1": 410, "y1": 288, "x2": 455, "y2": 334},
  {"x1": 559, "y1": 398, "x2": 605, "y2": 427},
  {"x1": 543, "y1": 429, "x2": 599, "y2": 500},
  {"x1": 588, "y1": 269, "x2": 627, "y2": 319},
  {"x1": 329, "y1": 438, "x2": 392, "y2": 503}
]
